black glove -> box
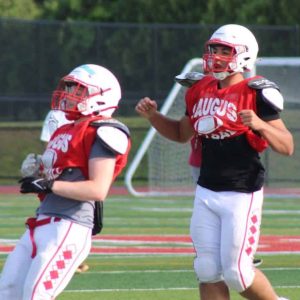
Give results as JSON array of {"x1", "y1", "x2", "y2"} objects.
[{"x1": 19, "y1": 176, "x2": 54, "y2": 194}]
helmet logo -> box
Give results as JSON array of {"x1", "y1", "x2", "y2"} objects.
[{"x1": 80, "y1": 64, "x2": 97, "y2": 76}]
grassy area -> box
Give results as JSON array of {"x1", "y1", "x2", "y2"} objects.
[
  {"x1": 0, "y1": 108, "x2": 299, "y2": 187},
  {"x1": 0, "y1": 117, "x2": 150, "y2": 184},
  {"x1": 0, "y1": 193, "x2": 299, "y2": 299}
]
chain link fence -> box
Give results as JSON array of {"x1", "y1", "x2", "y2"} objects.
[
  {"x1": 0, "y1": 19, "x2": 300, "y2": 120},
  {"x1": 0, "y1": 19, "x2": 299, "y2": 186}
]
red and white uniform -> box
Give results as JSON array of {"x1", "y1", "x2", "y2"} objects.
[
  {"x1": 0, "y1": 116, "x2": 130, "y2": 300},
  {"x1": 40, "y1": 110, "x2": 72, "y2": 143},
  {"x1": 186, "y1": 75, "x2": 268, "y2": 153},
  {"x1": 186, "y1": 75, "x2": 280, "y2": 292},
  {"x1": 42, "y1": 117, "x2": 129, "y2": 181}
]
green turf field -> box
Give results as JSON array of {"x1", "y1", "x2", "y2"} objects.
[{"x1": 0, "y1": 192, "x2": 299, "y2": 299}]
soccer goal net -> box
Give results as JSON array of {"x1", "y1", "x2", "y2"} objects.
[{"x1": 125, "y1": 57, "x2": 300, "y2": 197}]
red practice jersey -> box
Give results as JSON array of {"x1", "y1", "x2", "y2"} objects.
[
  {"x1": 43, "y1": 116, "x2": 130, "y2": 181},
  {"x1": 186, "y1": 75, "x2": 267, "y2": 152}
]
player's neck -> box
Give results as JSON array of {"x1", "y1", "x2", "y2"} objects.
[
  {"x1": 74, "y1": 115, "x2": 95, "y2": 124},
  {"x1": 74, "y1": 114, "x2": 110, "y2": 124},
  {"x1": 219, "y1": 72, "x2": 244, "y2": 88}
]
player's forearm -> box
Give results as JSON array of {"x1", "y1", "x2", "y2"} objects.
[
  {"x1": 258, "y1": 122, "x2": 294, "y2": 156},
  {"x1": 148, "y1": 111, "x2": 186, "y2": 142},
  {"x1": 52, "y1": 180, "x2": 110, "y2": 202}
]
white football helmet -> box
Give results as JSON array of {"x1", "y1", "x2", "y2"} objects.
[
  {"x1": 51, "y1": 64, "x2": 121, "y2": 118},
  {"x1": 203, "y1": 24, "x2": 259, "y2": 80}
]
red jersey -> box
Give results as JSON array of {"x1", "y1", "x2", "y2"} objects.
[
  {"x1": 42, "y1": 116, "x2": 130, "y2": 181},
  {"x1": 186, "y1": 75, "x2": 268, "y2": 152},
  {"x1": 189, "y1": 135, "x2": 202, "y2": 168},
  {"x1": 184, "y1": 75, "x2": 282, "y2": 192}
]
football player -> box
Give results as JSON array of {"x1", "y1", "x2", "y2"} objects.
[
  {"x1": 0, "y1": 64, "x2": 131, "y2": 299},
  {"x1": 136, "y1": 24, "x2": 293, "y2": 300},
  {"x1": 21, "y1": 110, "x2": 89, "y2": 274}
]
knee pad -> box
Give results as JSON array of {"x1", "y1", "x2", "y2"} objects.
[
  {"x1": 223, "y1": 266, "x2": 255, "y2": 292},
  {"x1": 194, "y1": 256, "x2": 223, "y2": 283}
]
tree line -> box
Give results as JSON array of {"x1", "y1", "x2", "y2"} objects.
[{"x1": 1, "y1": 0, "x2": 300, "y2": 26}]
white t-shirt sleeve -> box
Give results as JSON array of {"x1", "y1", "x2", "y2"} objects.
[{"x1": 40, "y1": 110, "x2": 71, "y2": 142}]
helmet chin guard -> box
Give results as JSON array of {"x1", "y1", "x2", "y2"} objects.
[
  {"x1": 51, "y1": 64, "x2": 121, "y2": 118},
  {"x1": 212, "y1": 71, "x2": 231, "y2": 81},
  {"x1": 203, "y1": 24, "x2": 259, "y2": 80}
]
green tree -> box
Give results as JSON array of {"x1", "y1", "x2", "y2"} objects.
[
  {"x1": 0, "y1": 0, "x2": 41, "y2": 19},
  {"x1": 1, "y1": 0, "x2": 300, "y2": 26},
  {"x1": 201, "y1": 0, "x2": 300, "y2": 25},
  {"x1": 37, "y1": 0, "x2": 113, "y2": 21},
  {"x1": 36, "y1": 0, "x2": 300, "y2": 26}
]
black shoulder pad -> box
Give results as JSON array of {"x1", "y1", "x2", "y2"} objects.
[
  {"x1": 248, "y1": 77, "x2": 280, "y2": 90},
  {"x1": 91, "y1": 118, "x2": 130, "y2": 137}
]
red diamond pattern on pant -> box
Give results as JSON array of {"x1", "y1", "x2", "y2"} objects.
[
  {"x1": 251, "y1": 215, "x2": 258, "y2": 224},
  {"x1": 246, "y1": 247, "x2": 252, "y2": 255},
  {"x1": 245, "y1": 213, "x2": 258, "y2": 256},
  {"x1": 44, "y1": 280, "x2": 53, "y2": 290},
  {"x1": 56, "y1": 260, "x2": 65, "y2": 269},
  {"x1": 63, "y1": 250, "x2": 72, "y2": 260},
  {"x1": 43, "y1": 244, "x2": 77, "y2": 291},
  {"x1": 50, "y1": 270, "x2": 59, "y2": 279},
  {"x1": 250, "y1": 225, "x2": 257, "y2": 234},
  {"x1": 248, "y1": 236, "x2": 255, "y2": 245}
]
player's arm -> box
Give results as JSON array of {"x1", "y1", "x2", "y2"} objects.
[
  {"x1": 51, "y1": 156, "x2": 116, "y2": 201},
  {"x1": 239, "y1": 111, "x2": 293, "y2": 156},
  {"x1": 136, "y1": 97, "x2": 194, "y2": 143},
  {"x1": 51, "y1": 126, "x2": 122, "y2": 201},
  {"x1": 242, "y1": 77, "x2": 294, "y2": 156},
  {"x1": 261, "y1": 118, "x2": 294, "y2": 155},
  {"x1": 20, "y1": 155, "x2": 116, "y2": 200},
  {"x1": 20, "y1": 124, "x2": 130, "y2": 199}
]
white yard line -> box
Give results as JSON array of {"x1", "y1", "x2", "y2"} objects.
[
  {"x1": 64, "y1": 285, "x2": 300, "y2": 293},
  {"x1": 69, "y1": 267, "x2": 300, "y2": 275}
]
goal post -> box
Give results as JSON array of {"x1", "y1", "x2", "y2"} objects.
[
  {"x1": 125, "y1": 57, "x2": 300, "y2": 197},
  {"x1": 125, "y1": 58, "x2": 203, "y2": 197}
]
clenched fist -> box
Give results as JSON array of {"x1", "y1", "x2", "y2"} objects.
[{"x1": 135, "y1": 97, "x2": 158, "y2": 119}]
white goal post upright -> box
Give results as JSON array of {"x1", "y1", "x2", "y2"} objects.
[
  {"x1": 125, "y1": 58, "x2": 203, "y2": 197},
  {"x1": 125, "y1": 57, "x2": 300, "y2": 197}
]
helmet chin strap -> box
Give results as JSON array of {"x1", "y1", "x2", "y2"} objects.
[
  {"x1": 212, "y1": 71, "x2": 230, "y2": 80},
  {"x1": 212, "y1": 70, "x2": 237, "y2": 81}
]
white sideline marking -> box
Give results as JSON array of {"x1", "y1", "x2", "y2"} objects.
[
  {"x1": 65, "y1": 285, "x2": 300, "y2": 293},
  {"x1": 132, "y1": 207, "x2": 192, "y2": 212},
  {"x1": 265, "y1": 194, "x2": 300, "y2": 199},
  {"x1": 1, "y1": 266, "x2": 296, "y2": 275},
  {"x1": 77, "y1": 269, "x2": 194, "y2": 274},
  {"x1": 73, "y1": 267, "x2": 300, "y2": 275},
  {"x1": 65, "y1": 287, "x2": 197, "y2": 292},
  {"x1": 261, "y1": 267, "x2": 300, "y2": 271},
  {"x1": 130, "y1": 207, "x2": 300, "y2": 214},
  {"x1": 263, "y1": 210, "x2": 300, "y2": 214}
]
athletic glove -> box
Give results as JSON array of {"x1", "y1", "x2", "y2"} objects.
[
  {"x1": 20, "y1": 153, "x2": 42, "y2": 177},
  {"x1": 19, "y1": 176, "x2": 54, "y2": 194}
]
